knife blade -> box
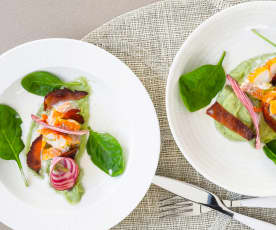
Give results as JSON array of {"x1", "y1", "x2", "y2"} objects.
[{"x1": 152, "y1": 175, "x2": 219, "y2": 207}]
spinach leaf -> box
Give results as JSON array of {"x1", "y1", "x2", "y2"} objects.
[
  {"x1": 21, "y1": 71, "x2": 81, "y2": 96},
  {"x1": 263, "y1": 146, "x2": 276, "y2": 165},
  {"x1": 178, "y1": 51, "x2": 226, "y2": 112},
  {"x1": 263, "y1": 139, "x2": 276, "y2": 165},
  {"x1": 0, "y1": 105, "x2": 28, "y2": 186},
  {"x1": 86, "y1": 128, "x2": 125, "y2": 177},
  {"x1": 266, "y1": 139, "x2": 276, "y2": 152}
]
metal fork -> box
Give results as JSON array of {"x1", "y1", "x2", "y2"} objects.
[
  {"x1": 159, "y1": 196, "x2": 210, "y2": 218},
  {"x1": 158, "y1": 196, "x2": 276, "y2": 218}
]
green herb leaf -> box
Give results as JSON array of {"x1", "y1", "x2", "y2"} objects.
[
  {"x1": 21, "y1": 71, "x2": 64, "y2": 96},
  {"x1": 21, "y1": 71, "x2": 82, "y2": 96},
  {"x1": 178, "y1": 51, "x2": 226, "y2": 112},
  {"x1": 264, "y1": 145, "x2": 276, "y2": 165},
  {"x1": 0, "y1": 104, "x2": 28, "y2": 186},
  {"x1": 263, "y1": 139, "x2": 276, "y2": 164},
  {"x1": 266, "y1": 139, "x2": 276, "y2": 152},
  {"x1": 86, "y1": 128, "x2": 125, "y2": 177}
]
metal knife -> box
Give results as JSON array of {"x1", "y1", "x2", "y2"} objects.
[
  {"x1": 152, "y1": 175, "x2": 276, "y2": 230},
  {"x1": 195, "y1": 197, "x2": 276, "y2": 215}
]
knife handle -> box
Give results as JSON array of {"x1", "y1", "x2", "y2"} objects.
[
  {"x1": 227, "y1": 197, "x2": 276, "y2": 208},
  {"x1": 233, "y1": 212, "x2": 276, "y2": 230}
]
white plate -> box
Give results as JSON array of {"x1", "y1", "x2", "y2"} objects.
[
  {"x1": 0, "y1": 39, "x2": 160, "y2": 230},
  {"x1": 166, "y1": 1, "x2": 276, "y2": 196}
]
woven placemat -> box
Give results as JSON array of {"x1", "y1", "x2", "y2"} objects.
[{"x1": 82, "y1": 0, "x2": 276, "y2": 229}]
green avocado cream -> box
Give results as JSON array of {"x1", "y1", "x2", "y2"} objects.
[{"x1": 215, "y1": 53, "x2": 276, "y2": 143}]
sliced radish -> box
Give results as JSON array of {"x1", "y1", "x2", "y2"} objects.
[
  {"x1": 50, "y1": 157, "x2": 79, "y2": 191},
  {"x1": 31, "y1": 114, "x2": 88, "y2": 135},
  {"x1": 226, "y1": 75, "x2": 260, "y2": 149}
]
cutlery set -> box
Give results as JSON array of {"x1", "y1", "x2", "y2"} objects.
[
  {"x1": 159, "y1": 195, "x2": 276, "y2": 217},
  {"x1": 153, "y1": 175, "x2": 276, "y2": 230}
]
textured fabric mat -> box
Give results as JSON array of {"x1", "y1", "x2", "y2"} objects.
[
  {"x1": 82, "y1": 0, "x2": 276, "y2": 229},
  {"x1": 83, "y1": 0, "x2": 276, "y2": 230}
]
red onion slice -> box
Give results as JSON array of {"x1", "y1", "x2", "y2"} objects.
[
  {"x1": 226, "y1": 75, "x2": 260, "y2": 149},
  {"x1": 31, "y1": 114, "x2": 88, "y2": 135},
  {"x1": 50, "y1": 157, "x2": 79, "y2": 191}
]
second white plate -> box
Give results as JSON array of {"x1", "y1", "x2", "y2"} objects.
[{"x1": 167, "y1": 1, "x2": 276, "y2": 196}]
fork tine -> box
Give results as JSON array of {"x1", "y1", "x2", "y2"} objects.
[
  {"x1": 160, "y1": 201, "x2": 193, "y2": 210},
  {"x1": 159, "y1": 203, "x2": 194, "y2": 219},
  {"x1": 158, "y1": 196, "x2": 196, "y2": 218},
  {"x1": 159, "y1": 195, "x2": 182, "y2": 202},
  {"x1": 160, "y1": 206, "x2": 193, "y2": 213},
  {"x1": 159, "y1": 196, "x2": 191, "y2": 206},
  {"x1": 159, "y1": 196, "x2": 182, "y2": 205},
  {"x1": 159, "y1": 206, "x2": 194, "y2": 218}
]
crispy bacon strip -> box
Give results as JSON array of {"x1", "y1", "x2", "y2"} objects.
[
  {"x1": 272, "y1": 74, "x2": 276, "y2": 86},
  {"x1": 62, "y1": 109, "x2": 84, "y2": 124},
  {"x1": 27, "y1": 135, "x2": 42, "y2": 172},
  {"x1": 60, "y1": 147, "x2": 78, "y2": 159},
  {"x1": 44, "y1": 88, "x2": 88, "y2": 110},
  {"x1": 206, "y1": 102, "x2": 255, "y2": 140},
  {"x1": 262, "y1": 102, "x2": 276, "y2": 132}
]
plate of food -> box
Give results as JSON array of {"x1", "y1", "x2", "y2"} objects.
[
  {"x1": 166, "y1": 1, "x2": 276, "y2": 196},
  {"x1": 0, "y1": 39, "x2": 160, "y2": 230}
]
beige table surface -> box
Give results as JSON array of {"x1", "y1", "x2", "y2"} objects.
[
  {"x1": 0, "y1": 1, "x2": 158, "y2": 229},
  {"x1": 0, "y1": 0, "x2": 158, "y2": 54}
]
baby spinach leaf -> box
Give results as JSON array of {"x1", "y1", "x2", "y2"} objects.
[
  {"x1": 263, "y1": 146, "x2": 276, "y2": 165},
  {"x1": 86, "y1": 128, "x2": 125, "y2": 177},
  {"x1": 266, "y1": 139, "x2": 276, "y2": 152},
  {"x1": 21, "y1": 71, "x2": 81, "y2": 96},
  {"x1": 263, "y1": 139, "x2": 276, "y2": 165},
  {"x1": 21, "y1": 71, "x2": 64, "y2": 96},
  {"x1": 0, "y1": 104, "x2": 28, "y2": 186},
  {"x1": 178, "y1": 51, "x2": 226, "y2": 112}
]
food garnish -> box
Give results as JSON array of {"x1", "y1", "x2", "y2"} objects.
[
  {"x1": 252, "y1": 29, "x2": 276, "y2": 48},
  {"x1": 62, "y1": 109, "x2": 84, "y2": 124},
  {"x1": 86, "y1": 128, "x2": 125, "y2": 177},
  {"x1": 23, "y1": 74, "x2": 92, "y2": 203},
  {"x1": 21, "y1": 71, "x2": 82, "y2": 96},
  {"x1": 0, "y1": 104, "x2": 29, "y2": 186},
  {"x1": 11, "y1": 70, "x2": 125, "y2": 202},
  {"x1": 60, "y1": 147, "x2": 78, "y2": 159},
  {"x1": 263, "y1": 139, "x2": 276, "y2": 165},
  {"x1": 262, "y1": 102, "x2": 276, "y2": 132},
  {"x1": 226, "y1": 75, "x2": 260, "y2": 149},
  {"x1": 31, "y1": 114, "x2": 89, "y2": 135},
  {"x1": 44, "y1": 88, "x2": 88, "y2": 110},
  {"x1": 27, "y1": 135, "x2": 42, "y2": 172},
  {"x1": 206, "y1": 102, "x2": 255, "y2": 141},
  {"x1": 50, "y1": 157, "x2": 79, "y2": 191},
  {"x1": 178, "y1": 51, "x2": 226, "y2": 112}
]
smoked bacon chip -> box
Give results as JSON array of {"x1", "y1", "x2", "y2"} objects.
[
  {"x1": 206, "y1": 102, "x2": 255, "y2": 140},
  {"x1": 262, "y1": 102, "x2": 276, "y2": 132},
  {"x1": 62, "y1": 109, "x2": 84, "y2": 124},
  {"x1": 60, "y1": 147, "x2": 78, "y2": 159},
  {"x1": 44, "y1": 88, "x2": 88, "y2": 110},
  {"x1": 27, "y1": 135, "x2": 42, "y2": 172}
]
